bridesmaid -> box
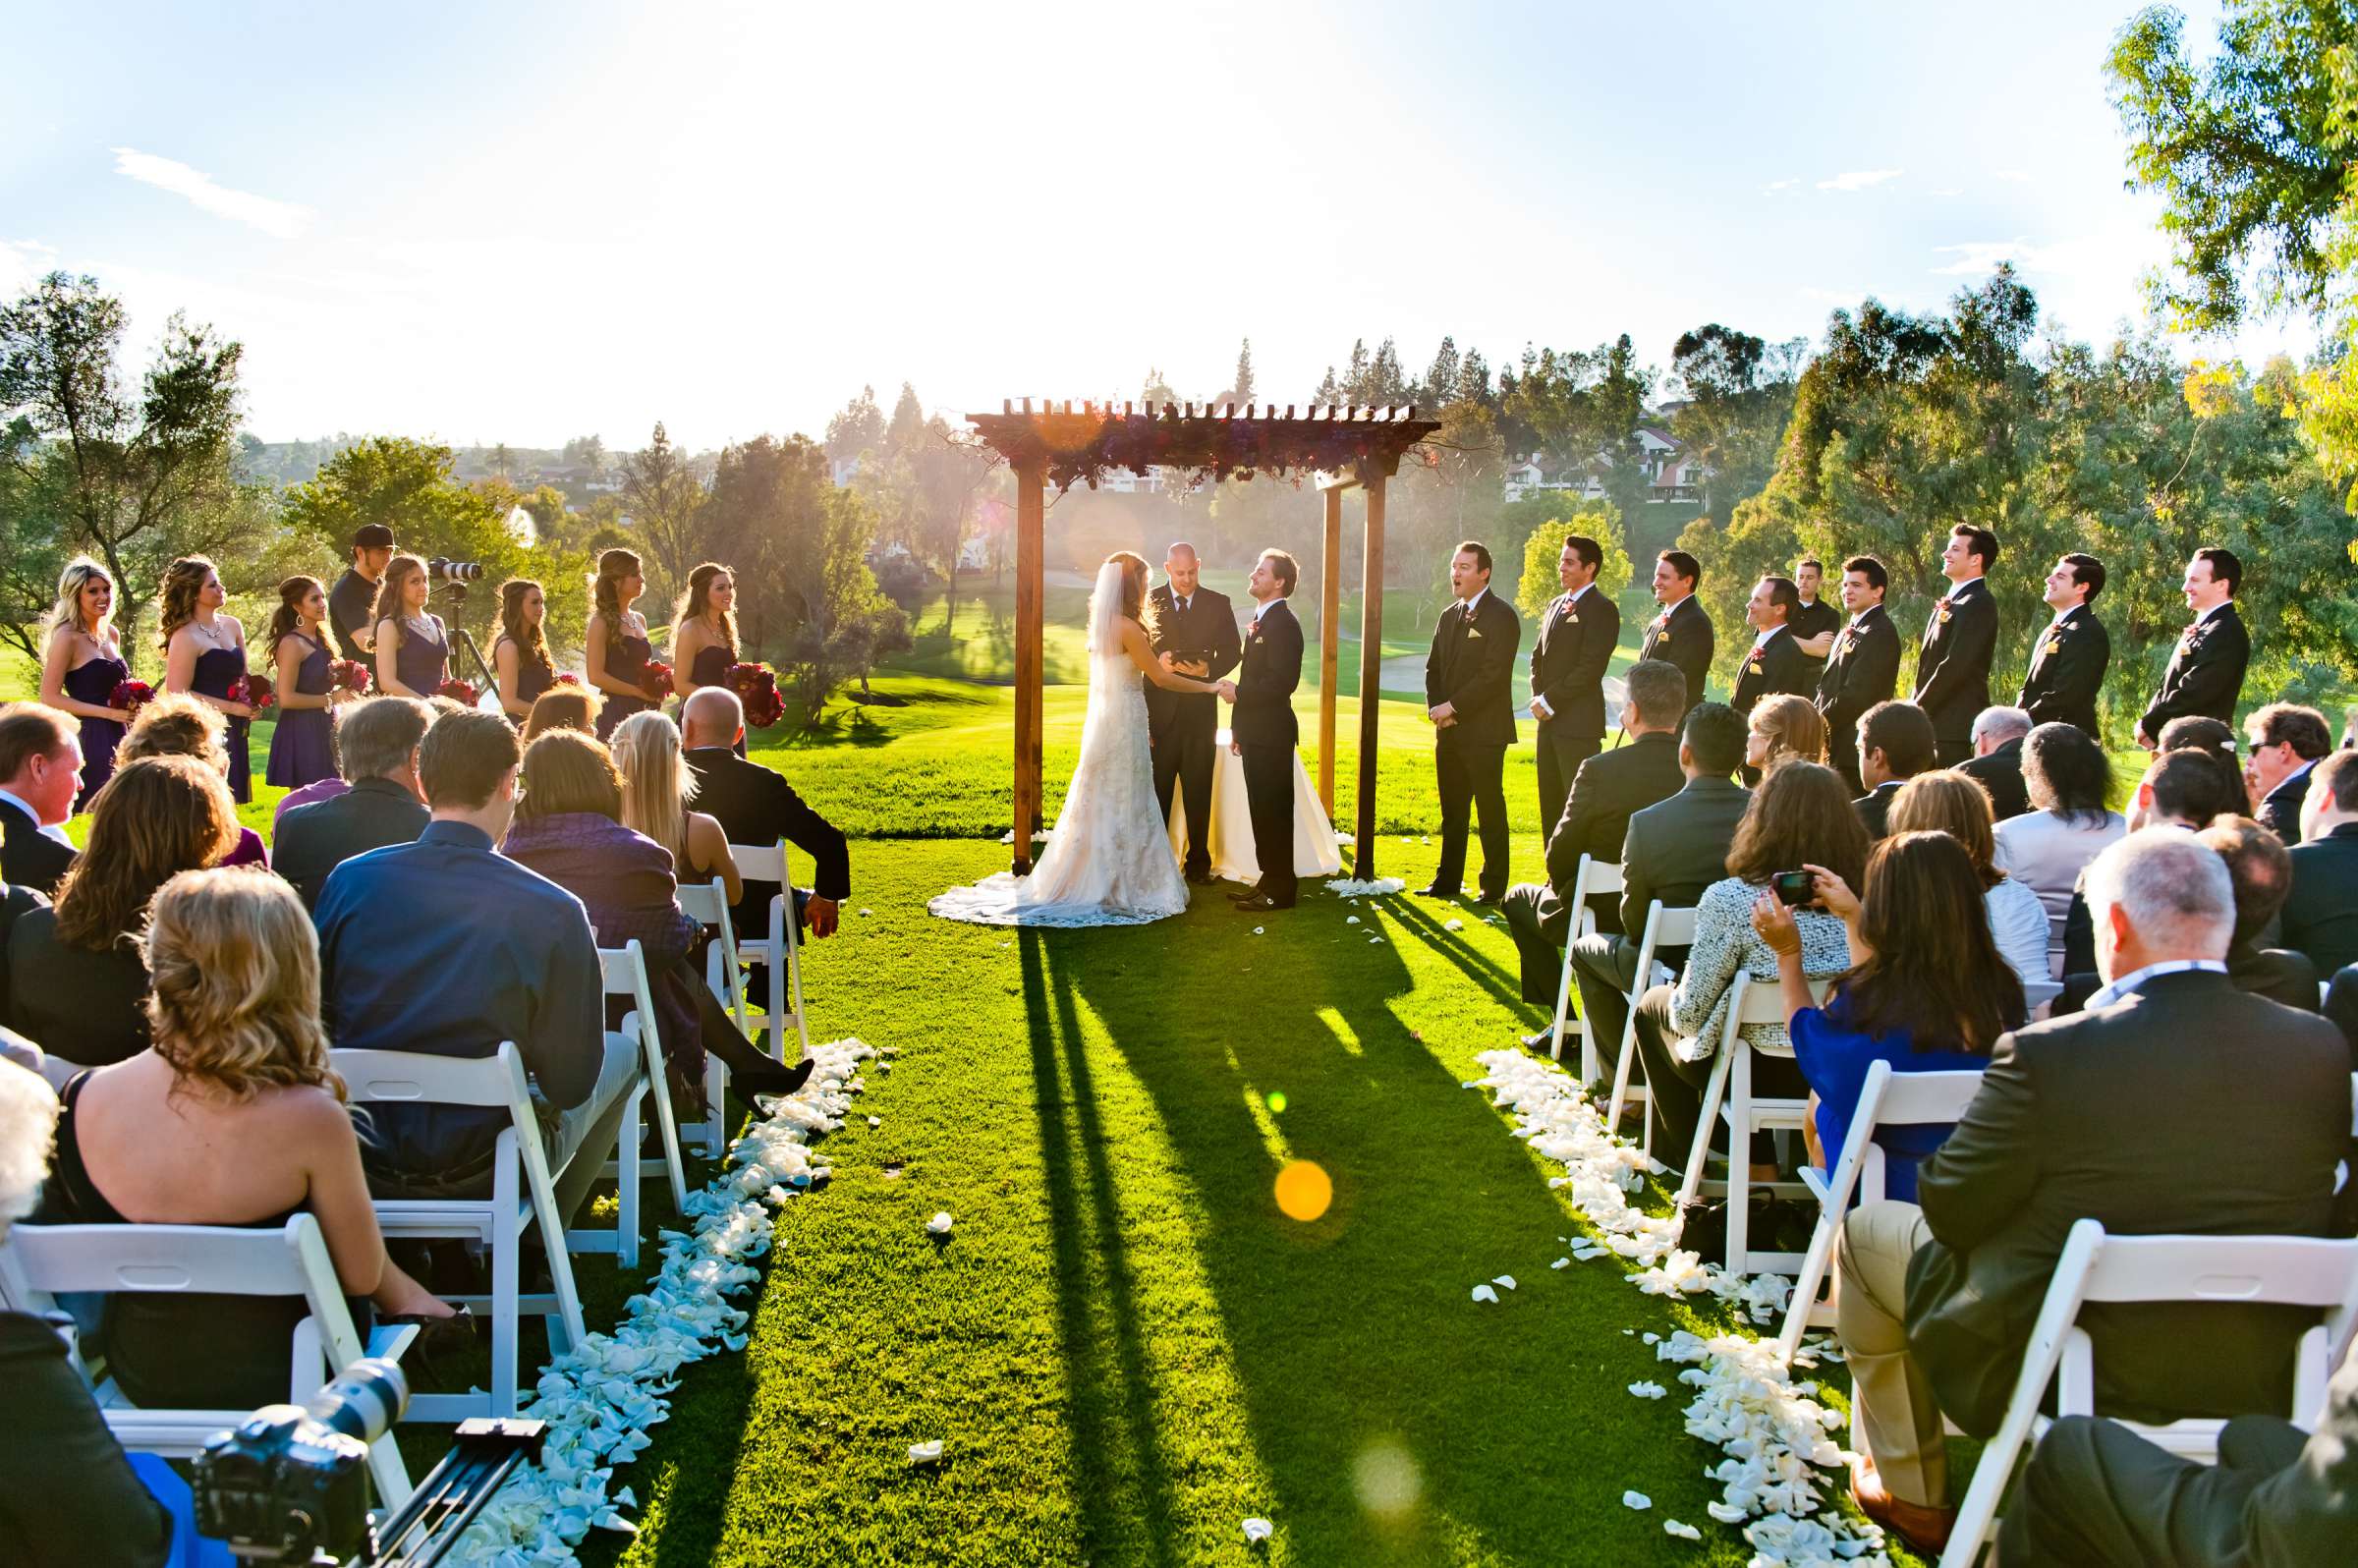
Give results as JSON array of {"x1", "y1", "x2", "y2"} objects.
[
  {"x1": 160, "y1": 555, "x2": 253, "y2": 805},
  {"x1": 491, "y1": 579, "x2": 557, "y2": 726},
  {"x1": 585, "y1": 547, "x2": 656, "y2": 742},
  {"x1": 370, "y1": 555, "x2": 449, "y2": 700},
  {"x1": 264, "y1": 577, "x2": 339, "y2": 789},
  {"x1": 670, "y1": 561, "x2": 746, "y2": 757},
  {"x1": 36, "y1": 556, "x2": 132, "y2": 810}
]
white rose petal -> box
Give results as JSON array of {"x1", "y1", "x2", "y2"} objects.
[
  {"x1": 1346, "y1": 915, "x2": 1361, "y2": 924},
  {"x1": 908, "y1": 1439, "x2": 943, "y2": 1465},
  {"x1": 1550, "y1": 1258, "x2": 1570, "y2": 1269},
  {"x1": 1623, "y1": 1489, "x2": 1652, "y2": 1510},
  {"x1": 1492, "y1": 1274, "x2": 1517, "y2": 1290},
  {"x1": 1254, "y1": 926, "x2": 1264, "y2": 935},
  {"x1": 1470, "y1": 1284, "x2": 1499, "y2": 1304},
  {"x1": 1664, "y1": 1519, "x2": 1702, "y2": 1540},
  {"x1": 926, "y1": 1211, "x2": 954, "y2": 1235},
  {"x1": 867, "y1": 1116, "x2": 880, "y2": 1128},
  {"x1": 1627, "y1": 1380, "x2": 1667, "y2": 1399},
  {"x1": 1242, "y1": 1517, "x2": 1273, "y2": 1543},
  {"x1": 1443, "y1": 918, "x2": 1466, "y2": 931},
  {"x1": 858, "y1": 907, "x2": 872, "y2": 916}
]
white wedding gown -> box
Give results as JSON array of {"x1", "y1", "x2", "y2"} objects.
[{"x1": 928, "y1": 562, "x2": 1191, "y2": 927}]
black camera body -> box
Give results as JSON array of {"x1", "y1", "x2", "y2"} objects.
[{"x1": 196, "y1": 1359, "x2": 404, "y2": 1562}]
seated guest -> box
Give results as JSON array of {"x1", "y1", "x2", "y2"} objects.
[
  {"x1": 30, "y1": 869, "x2": 463, "y2": 1414},
  {"x1": 523, "y1": 685, "x2": 602, "y2": 742},
  {"x1": 313, "y1": 711, "x2": 629, "y2": 1224},
  {"x1": 0, "y1": 1060, "x2": 175, "y2": 1568},
  {"x1": 8, "y1": 757, "x2": 238, "y2": 1066},
  {"x1": 2060, "y1": 747, "x2": 2247, "y2": 992},
  {"x1": 1503, "y1": 660, "x2": 1687, "y2": 1025},
  {"x1": 610, "y1": 709, "x2": 745, "y2": 913},
  {"x1": 1754, "y1": 830, "x2": 2017, "y2": 1202},
  {"x1": 499, "y1": 729, "x2": 808, "y2": 1103},
  {"x1": 1887, "y1": 770, "x2": 2049, "y2": 985},
  {"x1": 116, "y1": 694, "x2": 266, "y2": 868},
  {"x1": 2245, "y1": 701, "x2": 2332, "y2": 844},
  {"x1": 0, "y1": 703, "x2": 82, "y2": 896},
  {"x1": 2005, "y1": 1339, "x2": 2358, "y2": 1567},
  {"x1": 1994, "y1": 721, "x2": 2126, "y2": 961},
  {"x1": 1832, "y1": 831, "x2": 2350, "y2": 1552},
  {"x1": 1955, "y1": 705, "x2": 2032, "y2": 821},
  {"x1": 2159, "y1": 713, "x2": 2242, "y2": 796},
  {"x1": 0, "y1": 878, "x2": 45, "y2": 1027},
  {"x1": 1630, "y1": 760, "x2": 1868, "y2": 1165},
  {"x1": 1853, "y1": 700, "x2": 1935, "y2": 840},
  {"x1": 272, "y1": 697, "x2": 432, "y2": 909},
  {"x1": 2197, "y1": 816, "x2": 2320, "y2": 1011},
  {"x1": 1563, "y1": 701, "x2": 1750, "y2": 1078},
  {"x1": 2282, "y1": 750, "x2": 2358, "y2": 978},
  {"x1": 681, "y1": 688, "x2": 849, "y2": 1002},
  {"x1": 1744, "y1": 693, "x2": 1827, "y2": 776},
  {"x1": 2329, "y1": 963, "x2": 2358, "y2": 1069}
]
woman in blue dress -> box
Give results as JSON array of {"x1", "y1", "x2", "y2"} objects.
[
  {"x1": 35, "y1": 556, "x2": 133, "y2": 810},
  {"x1": 586, "y1": 547, "x2": 657, "y2": 742},
  {"x1": 669, "y1": 560, "x2": 748, "y2": 756},
  {"x1": 265, "y1": 576, "x2": 340, "y2": 789},
  {"x1": 160, "y1": 555, "x2": 254, "y2": 805},
  {"x1": 491, "y1": 578, "x2": 557, "y2": 726},
  {"x1": 369, "y1": 554, "x2": 450, "y2": 701}
]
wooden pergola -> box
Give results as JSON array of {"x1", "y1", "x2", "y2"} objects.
[{"x1": 966, "y1": 400, "x2": 1440, "y2": 882}]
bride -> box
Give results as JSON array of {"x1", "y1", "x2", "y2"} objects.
[{"x1": 929, "y1": 552, "x2": 1226, "y2": 926}]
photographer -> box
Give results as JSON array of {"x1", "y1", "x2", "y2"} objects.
[{"x1": 328, "y1": 526, "x2": 395, "y2": 664}]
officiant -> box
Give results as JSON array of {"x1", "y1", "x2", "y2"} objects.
[{"x1": 1147, "y1": 543, "x2": 1243, "y2": 886}]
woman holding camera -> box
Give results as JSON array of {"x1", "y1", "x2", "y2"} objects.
[
  {"x1": 159, "y1": 555, "x2": 254, "y2": 805},
  {"x1": 490, "y1": 578, "x2": 557, "y2": 724},
  {"x1": 1629, "y1": 760, "x2": 1870, "y2": 1169},
  {"x1": 585, "y1": 547, "x2": 657, "y2": 743},
  {"x1": 370, "y1": 554, "x2": 449, "y2": 700}
]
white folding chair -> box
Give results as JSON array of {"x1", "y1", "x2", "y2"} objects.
[
  {"x1": 595, "y1": 941, "x2": 691, "y2": 1244},
  {"x1": 679, "y1": 876, "x2": 749, "y2": 1156},
  {"x1": 1943, "y1": 1219, "x2": 2358, "y2": 1566},
  {"x1": 1545, "y1": 856, "x2": 1623, "y2": 1075},
  {"x1": 335, "y1": 1041, "x2": 612, "y2": 1421},
  {"x1": 725, "y1": 843, "x2": 811, "y2": 1061},
  {"x1": 1773, "y1": 1061, "x2": 1988, "y2": 1361},
  {"x1": 1602, "y1": 900, "x2": 1701, "y2": 1154},
  {"x1": 1672, "y1": 972, "x2": 1831, "y2": 1277},
  {"x1": 0, "y1": 1213, "x2": 419, "y2": 1508}
]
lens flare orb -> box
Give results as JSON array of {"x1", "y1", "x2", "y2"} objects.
[{"x1": 1272, "y1": 1159, "x2": 1331, "y2": 1222}]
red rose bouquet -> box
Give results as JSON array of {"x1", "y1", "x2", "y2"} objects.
[
  {"x1": 725, "y1": 660, "x2": 786, "y2": 728},
  {"x1": 642, "y1": 659, "x2": 674, "y2": 700},
  {"x1": 108, "y1": 678, "x2": 155, "y2": 718},
  {"x1": 238, "y1": 674, "x2": 276, "y2": 712},
  {"x1": 437, "y1": 678, "x2": 480, "y2": 707},
  {"x1": 332, "y1": 660, "x2": 371, "y2": 695},
  {"x1": 555, "y1": 672, "x2": 582, "y2": 687}
]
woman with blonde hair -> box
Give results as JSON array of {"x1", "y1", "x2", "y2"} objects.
[
  {"x1": 585, "y1": 547, "x2": 657, "y2": 742},
  {"x1": 1887, "y1": 768, "x2": 2051, "y2": 984},
  {"x1": 118, "y1": 693, "x2": 269, "y2": 868},
  {"x1": 35, "y1": 556, "x2": 133, "y2": 809},
  {"x1": 158, "y1": 554, "x2": 254, "y2": 804},
  {"x1": 369, "y1": 554, "x2": 448, "y2": 700},
  {"x1": 610, "y1": 709, "x2": 742, "y2": 908},
  {"x1": 30, "y1": 868, "x2": 463, "y2": 1412},
  {"x1": 1745, "y1": 693, "x2": 1828, "y2": 777}
]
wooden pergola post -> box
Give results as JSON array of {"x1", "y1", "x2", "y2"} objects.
[
  {"x1": 1319, "y1": 484, "x2": 1343, "y2": 816},
  {"x1": 1353, "y1": 476, "x2": 1385, "y2": 880},
  {"x1": 1011, "y1": 456, "x2": 1045, "y2": 873}
]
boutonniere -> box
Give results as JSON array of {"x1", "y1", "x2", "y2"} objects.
[
  {"x1": 1464, "y1": 626, "x2": 1483, "y2": 640},
  {"x1": 1937, "y1": 604, "x2": 1953, "y2": 624},
  {"x1": 2043, "y1": 637, "x2": 2062, "y2": 659},
  {"x1": 1747, "y1": 657, "x2": 1766, "y2": 675},
  {"x1": 1566, "y1": 611, "x2": 1579, "y2": 624}
]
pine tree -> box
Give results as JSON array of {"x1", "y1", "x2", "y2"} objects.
[
  {"x1": 1233, "y1": 338, "x2": 1256, "y2": 405},
  {"x1": 1423, "y1": 336, "x2": 1461, "y2": 407}
]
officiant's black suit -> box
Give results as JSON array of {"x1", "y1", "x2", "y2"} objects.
[
  {"x1": 1426, "y1": 590, "x2": 1523, "y2": 900},
  {"x1": 1145, "y1": 582, "x2": 1243, "y2": 880},
  {"x1": 1230, "y1": 599, "x2": 1304, "y2": 906}
]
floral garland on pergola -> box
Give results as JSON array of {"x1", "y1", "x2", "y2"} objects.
[{"x1": 966, "y1": 403, "x2": 1441, "y2": 491}]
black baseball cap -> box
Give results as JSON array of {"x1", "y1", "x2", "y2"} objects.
[{"x1": 352, "y1": 524, "x2": 395, "y2": 550}]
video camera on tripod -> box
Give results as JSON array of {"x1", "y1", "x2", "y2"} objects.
[{"x1": 194, "y1": 1359, "x2": 543, "y2": 1566}]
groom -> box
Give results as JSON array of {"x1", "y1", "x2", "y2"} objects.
[{"x1": 1219, "y1": 548, "x2": 1304, "y2": 913}]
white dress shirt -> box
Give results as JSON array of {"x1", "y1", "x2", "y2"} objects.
[{"x1": 2085, "y1": 958, "x2": 2230, "y2": 1012}]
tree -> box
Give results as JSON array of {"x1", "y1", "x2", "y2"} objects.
[
  {"x1": 617, "y1": 421, "x2": 706, "y2": 602},
  {"x1": 1668, "y1": 323, "x2": 1807, "y2": 521},
  {"x1": 1514, "y1": 500, "x2": 1633, "y2": 622},
  {"x1": 560, "y1": 434, "x2": 607, "y2": 482},
  {"x1": 1223, "y1": 338, "x2": 1257, "y2": 407},
  {"x1": 1422, "y1": 336, "x2": 1462, "y2": 407},
  {"x1": 0, "y1": 271, "x2": 258, "y2": 666},
  {"x1": 1141, "y1": 366, "x2": 1178, "y2": 409},
  {"x1": 824, "y1": 386, "x2": 884, "y2": 472}
]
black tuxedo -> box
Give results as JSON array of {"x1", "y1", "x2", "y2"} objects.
[
  {"x1": 1729, "y1": 624, "x2": 1812, "y2": 717},
  {"x1": 0, "y1": 798, "x2": 74, "y2": 900},
  {"x1": 2257, "y1": 762, "x2": 2315, "y2": 846},
  {"x1": 1854, "y1": 779, "x2": 1903, "y2": 841},
  {"x1": 0, "y1": 882, "x2": 46, "y2": 1031},
  {"x1": 1905, "y1": 971, "x2": 2350, "y2": 1436},
  {"x1": 1957, "y1": 734, "x2": 2031, "y2": 821},
  {"x1": 2282, "y1": 821, "x2": 2358, "y2": 978},
  {"x1": 2017, "y1": 602, "x2": 2109, "y2": 739},
  {"x1": 1637, "y1": 595, "x2": 1713, "y2": 717},
  {"x1": 1502, "y1": 731, "x2": 1682, "y2": 1004},
  {"x1": 1528, "y1": 585, "x2": 1620, "y2": 841},
  {"x1": 1231, "y1": 599, "x2": 1304, "y2": 904},
  {"x1": 1426, "y1": 591, "x2": 1522, "y2": 899},
  {"x1": 1815, "y1": 605, "x2": 1901, "y2": 793},
  {"x1": 272, "y1": 776, "x2": 430, "y2": 909},
  {"x1": 2139, "y1": 601, "x2": 2252, "y2": 745},
  {"x1": 1144, "y1": 583, "x2": 1242, "y2": 878},
  {"x1": 685, "y1": 747, "x2": 851, "y2": 995},
  {"x1": 1913, "y1": 578, "x2": 1999, "y2": 765}
]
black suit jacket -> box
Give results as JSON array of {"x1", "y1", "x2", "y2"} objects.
[
  {"x1": 0, "y1": 801, "x2": 75, "y2": 900},
  {"x1": 1230, "y1": 600, "x2": 1303, "y2": 751},
  {"x1": 1815, "y1": 607, "x2": 1901, "y2": 752},
  {"x1": 2227, "y1": 941, "x2": 2321, "y2": 1013},
  {"x1": 1426, "y1": 591, "x2": 1522, "y2": 747},
  {"x1": 1958, "y1": 736, "x2": 2032, "y2": 821},
  {"x1": 1638, "y1": 594, "x2": 1713, "y2": 714},
  {"x1": 1538, "y1": 732, "x2": 1684, "y2": 936},
  {"x1": 2283, "y1": 822, "x2": 2358, "y2": 978},
  {"x1": 1912, "y1": 578, "x2": 1999, "y2": 730},
  {"x1": 1854, "y1": 780, "x2": 1903, "y2": 840},
  {"x1": 6, "y1": 907, "x2": 150, "y2": 1067},
  {"x1": 2259, "y1": 764, "x2": 2315, "y2": 846},
  {"x1": 1906, "y1": 971, "x2": 2351, "y2": 1435},
  {"x1": 1529, "y1": 587, "x2": 1619, "y2": 740},
  {"x1": 686, "y1": 747, "x2": 851, "y2": 941},
  {"x1": 2139, "y1": 602, "x2": 2252, "y2": 744},
  {"x1": 1616, "y1": 776, "x2": 1750, "y2": 943},
  {"x1": 0, "y1": 1309, "x2": 175, "y2": 1568},
  {"x1": 1729, "y1": 625, "x2": 1813, "y2": 716},
  {"x1": 1143, "y1": 584, "x2": 1241, "y2": 741},
  {"x1": 272, "y1": 777, "x2": 430, "y2": 909},
  {"x1": 2016, "y1": 603, "x2": 2108, "y2": 737},
  {"x1": 2327, "y1": 964, "x2": 2358, "y2": 1070}
]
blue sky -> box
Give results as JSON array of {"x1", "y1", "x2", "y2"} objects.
[{"x1": 1, "y1": 0, "x2": 2303, "y2": 449}]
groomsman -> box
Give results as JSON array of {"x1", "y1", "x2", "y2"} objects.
[
  {"x1": 1913, "y1": 524, "x2": 2001, "y2": 766},
  {"x1": 1637, "y1": 550, "x2": 1713, "y2": 717},
  {"x1": 1815, "y1": 556, "x2": 1901, "y2": 794},
  {"x1": 1527, "y1": 532, "x2": 1620, "y2": 841},
  {"x1": 2137, "y1": 547, "x2": 2252, "y2": 751},
  {"x1": 2017, "y1": 552, "x2": 2110, "y2": 739},
  {"x1": 1786, "y1": 557, "x2": 1844, "y2": 685},
  {"x1": 1146, "y1": 542, "x2": 1242, "y2": 885},
  {"x1": 1221, "y1": 549, "x2": 1304, "y2": 913},
  {"x1": 1730, "y1": 576, "x2": 1813, "y2": 718},
  {"x1": 1422, "y1": 540, "x2": 1522, "y2": 905}
]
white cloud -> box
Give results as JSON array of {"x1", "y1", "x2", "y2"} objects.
[
  {"x1": 111, "y1": 147, "x2": 312, "y2": 239},
  {"x1": 1763, "y1": 178, "x2": 1798, "y2": 194},
  {"x1": 1817, "y1": 168, "x2": 1902, "y2": 192},
  {"x1": 1931, "y1": 187, "x2": 1964, "y2": 197},
  {"x1": 0, "y1": 238, "x2": 60, "y2": 295},
  {"x1": 1993, "y1": 167, "x2": 2035, "y2": 183},
  {"x1": 1931, "y1": 239, "x2": 2032, "y2": 276}
]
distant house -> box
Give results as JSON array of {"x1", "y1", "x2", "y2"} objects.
[{"x1": 1502, "y1": 420, "x2": 1707, "y2": 505}]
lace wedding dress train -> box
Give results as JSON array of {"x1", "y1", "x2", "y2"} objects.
[{"x1": 928, "y1": 563, "x2": 1190, "y2": 928}]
